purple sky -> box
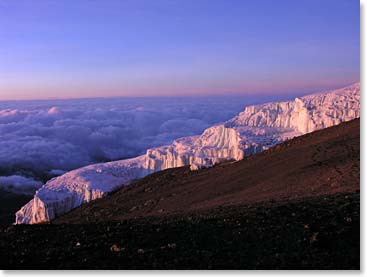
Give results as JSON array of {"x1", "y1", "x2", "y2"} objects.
[{"x1": 0, "y1": 0, "x2": 359, "y2": 100}]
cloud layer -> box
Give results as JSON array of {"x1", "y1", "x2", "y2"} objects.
[
  {"x1": 1, "y1": 96, "x2": 267, "y2": 185},
  {"x1": 0, "y1": 175, "x2": 43, "y2": 195}
]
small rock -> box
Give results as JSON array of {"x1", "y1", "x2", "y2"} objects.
[
  {"x1": 345, "y1": 217, "x2": 352, "y2": 223},
  {"x1": 137, "y1": 249, "x2": 145, "y2": 254},
  {"x1": 168, "y1": 243, "x2": 176, "y2": 249},
  {"x1": 144, "y1": 199, "x2": 154, "y2": 206},
  {"x1": 129, "y1": 206, "x2": 138, "y2": 212},
  {"x1": 310, "y1": 232, "x2": 319, "y2": 243},
  {"x1": 110, "y1": 244, "x2": 125, "y2": 252}
]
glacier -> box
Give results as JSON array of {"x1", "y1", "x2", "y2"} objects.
[{"x1": 15, "y1": 82, "x2": 360, "y2": 224}]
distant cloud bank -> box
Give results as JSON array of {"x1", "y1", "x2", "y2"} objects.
[
  {"x1": 0, "y1": 175, "x2": 43, "y2": 195},
  {"x1": 0, "y1": 96, "x2": 269, "y2": 191}
]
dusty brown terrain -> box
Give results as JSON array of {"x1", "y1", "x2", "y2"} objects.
[
  {"x1": 56, "y1": 118, "x2": 360, "y2": 223},
  {"x1": 0, "y1": 119, "x2": 360, "y2": 269}
]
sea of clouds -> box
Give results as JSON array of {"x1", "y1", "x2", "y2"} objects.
[
  {"x1": 0, "y1": 175, "x2": 43, "y2": 195},
  {"x1": 0, "y1": 95, "x2": 277, "y2": 194}
]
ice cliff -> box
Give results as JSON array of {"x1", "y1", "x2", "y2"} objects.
[
  {"x1": 15, "y1": 82, "x2": 360, "y2": 224},
  {"x1": 227, "y1": 82, "x2": 360, "y2": 133},
  {"x1": 15, "y1": 156, "x2": 150, "y2": 224}
]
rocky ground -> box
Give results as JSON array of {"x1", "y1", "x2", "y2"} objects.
[{"x1": 0, "y1": 192, "x2": 360, "y2": 270}]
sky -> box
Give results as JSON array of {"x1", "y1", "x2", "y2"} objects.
[{"x1": 0, "y1": 0, "x2": 360, "y2": 100}]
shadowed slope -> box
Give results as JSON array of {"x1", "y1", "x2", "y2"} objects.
[{"x1": 0, "y1": 192, "x2": 359, "y2": 270}]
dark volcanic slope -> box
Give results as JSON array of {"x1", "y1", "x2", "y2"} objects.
[
  {"x1": 0, "y1": 192, "x2": 360, "y2": 270},
  {"x1": 57, "y1": 119, "x2": 360, "y2": 224}
]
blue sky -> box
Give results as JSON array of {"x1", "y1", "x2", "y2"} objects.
[{"x1": 0, "y1": 0, "x2": 359, "y2": 100}]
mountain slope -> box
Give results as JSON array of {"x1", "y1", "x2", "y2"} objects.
[
  {"x1": 56, "y1": 118, "x2": 360, "y2": 223},
  {"x1": 1, "y1": 192, "x2": 359, "y2": 269},
  {"x1": 16, "y1": 82, "x2": 360, "y2": 224},
  {"x1": 0, "y1": 119, "x2": 359, "y2": 270}
]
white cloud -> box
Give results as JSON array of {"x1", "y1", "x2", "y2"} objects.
[{"x1": 0, "y1": 175, "x2": 43, "y2": 195}]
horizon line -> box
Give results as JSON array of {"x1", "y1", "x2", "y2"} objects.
[{"x1": 0, "y1": 80, "x2": 359, "y2": 102}]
